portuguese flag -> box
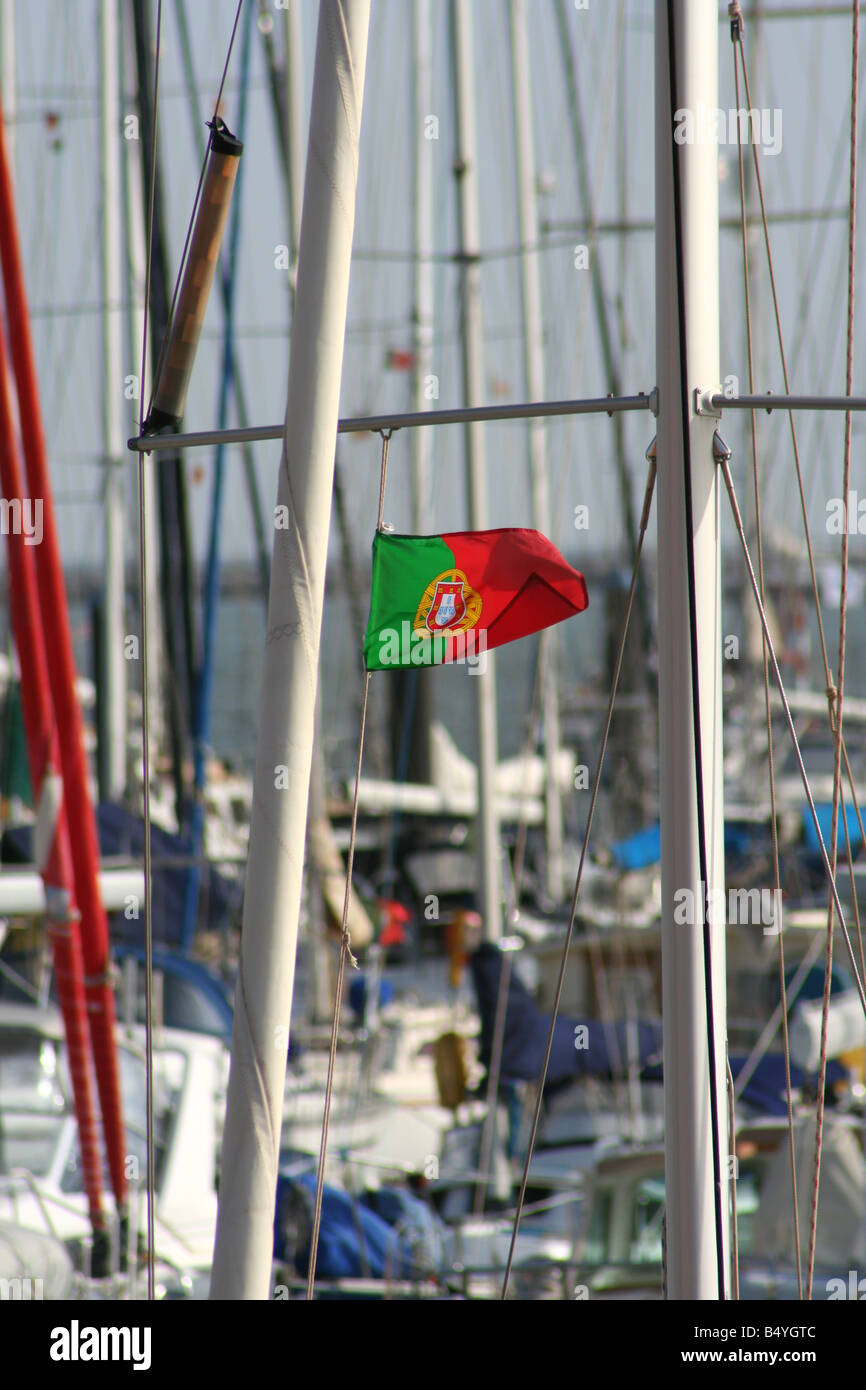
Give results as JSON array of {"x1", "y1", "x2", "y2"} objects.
[{"x1": 363, "y1": 527, "x2": 588, "y2": 671}]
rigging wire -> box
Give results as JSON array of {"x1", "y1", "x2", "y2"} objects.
[
  {"x1": 729, "y1": 0, "x2": 801, "y2": 1298},
  {"x1": 499, "y1": 452, "x2": 656, "y2": 1301},
  {"x1": 305, "y1": 430, "x2": 393, "y2": 1301},
  {"x1": 804, "y1": 0, "x2": 860, "y2": 1303},
  {"x1": 135, "y1": 0, "x2": 163, "y2": 1306},
  {"x1": 730, "y1": 21, "x2": 862, "y2": 804},
  {"x1": 718, "y1": 457, "x2": 866, "y2": 1017},
  {"x1": 730, "y1": 0, "x2": 866, "y2": 1012}
]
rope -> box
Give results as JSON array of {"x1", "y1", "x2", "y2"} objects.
[
  {"x1": 305, "y1": 430, "x2": 392, "y2": 1300},
  {"x1": 729, "y1": 7, "x2": 801, "y2": 1297},
  {"x1": 805, "y1": 0, "x2": 860, "y2": 1303},
  {"x1": 136, "y1": 0, "x2": 163, "y2": 1304},
  {"x1": 500, "y1": 454, "x2": 656, "y2": 1300}
]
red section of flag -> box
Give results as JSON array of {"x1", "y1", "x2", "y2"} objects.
[{"x1": 442, "y1": 527, "x2": 588, "y2": 651}]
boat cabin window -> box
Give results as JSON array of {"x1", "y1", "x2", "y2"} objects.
[
  {"x1": 61, "y1": 1044, "x2": 184, "y2": 1196},
  {"x1": 0, "y1": 1032, "x2": 66, "y2": 1177},
  {"x1": 581, "y1": 1189, "x2": 611, "y2": 1264},
  {"x1": 730, "y1": 1162, "x2": 762, "y2": 1257},
  {"x1": 629, "y1": 1177, "x2": 665, "y2": 1264}
]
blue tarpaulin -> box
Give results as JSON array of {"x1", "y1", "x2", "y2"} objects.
[
  {"x1": 274, "y1": 1173, "x2": 448, "y2": 1279},
  {"x1": 801, "y1": 802, "x2": 864, "y2": 858},
  {"x1": 609, "y1": 824, "x2": 661, "y2": 871},
  {"x1": 609, "y1": 821, "x2": 769, "y2": 871}
]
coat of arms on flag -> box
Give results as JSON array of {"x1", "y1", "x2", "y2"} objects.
[{"x1": 414, "y1": 569, "x2": 482, "y2": 634}]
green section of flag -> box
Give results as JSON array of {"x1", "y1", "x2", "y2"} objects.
[{"x1": 363, "y1": 532, "x2": 455, "y2": 670}]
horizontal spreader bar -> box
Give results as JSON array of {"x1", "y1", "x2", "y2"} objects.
[
  {"x1": 127, "y1": 391, "x2": 657, "y2": 453},
  {"x1": 710, "y1": 392, "x2": 866, "y2": 413}
]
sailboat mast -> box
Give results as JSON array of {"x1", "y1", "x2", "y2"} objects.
[
  {"x1": 451, "y1": 0, "x2": 502, "y2": 941},
  {"x1": 655, "y1": 0, "x2": 729, "y2": 1297},
  {"x1": 283, "y1": 0, "x2": 305, "y2": 281},
  {"x1": 0, "y1": 92, "x2": 128, "y2": 1220},
  {"x1": 412, "y1": 0, "x2": 434, "y2": 536},
  {"x1": 99, "y1": 0, "x2": 127, "y2": 802},
  {"x1": 210, "y1": 0, "x2": 371, "y2": 1300},
  {"x1": 120, "y1": 2, "x2": 164, "y2": 758},
  {"x1": 282, "y1": 0, "x2": 334, "y2": 1026},
  {"x1": 509, "y1": 0, "x2": 565, "y2": 904}
]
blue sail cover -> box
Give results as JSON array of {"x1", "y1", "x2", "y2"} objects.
[
  {"x1": 1, "y1": 802, "x2": 243, "y2": 946},
  {"x1": 470, "y1": 943, "x2": 663, "y2": 1089},
  {"x1": 470, "y1": 944, "x2": 845, "y2": 1113},
  {"x1": 274, "y1": 1173, "x2": 448, "y2": 1280}
]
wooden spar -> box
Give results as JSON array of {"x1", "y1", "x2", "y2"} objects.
[
  {"x1": 130, "y1": 0, "x2": 198, "y2": 833},
  {"x1": 209, "y1": 0, "x2": 371, "y2": 1301},
  {"x1": 0, "y1": 89, "x2": 128, "y2": 1215}
]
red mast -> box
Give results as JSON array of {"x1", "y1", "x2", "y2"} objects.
[
  {"x1": 0, "y1": 315, "x2": 106, "y2": 1241},
  {"x1": 0, "y1": 95, "x2": 127, "y2": 1212}
]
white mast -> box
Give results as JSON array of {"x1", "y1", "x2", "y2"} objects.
[
  {"x1": 210, "y1": 0, "x2": 371, "y2": 1300},
  {"x1": 120, "y1": 3, "x2": 164, "y2": 757},
  {"x1": 99, "y1": 0, "x2": 127, "y2": 800},
  {"x1": 655, "y1": 0, "x2": 729, "y2": 1297},
  {"x1": 282, "y1": 0, "x2": 330, "y2": 1026},
  {"x1": 283, "y1": 0, "x2": 305, "y2": 290},
  {"x1": 412, "y1": 0, "x2": 434, "y2": 533},
  {"x1": 451, "y1": 0, "x2": 502, "y2": 941},
  {"x1": 509, "y1": 0, "x2": 564, "y2": 904}
]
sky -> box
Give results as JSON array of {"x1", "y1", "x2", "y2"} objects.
[{"x1": 2, "y1": 0, "x2": 865, "y2": 587}]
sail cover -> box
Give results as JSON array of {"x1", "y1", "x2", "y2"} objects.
[{"x1": 470, "y1": 943, "x2": 662, "y2": 1090}]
